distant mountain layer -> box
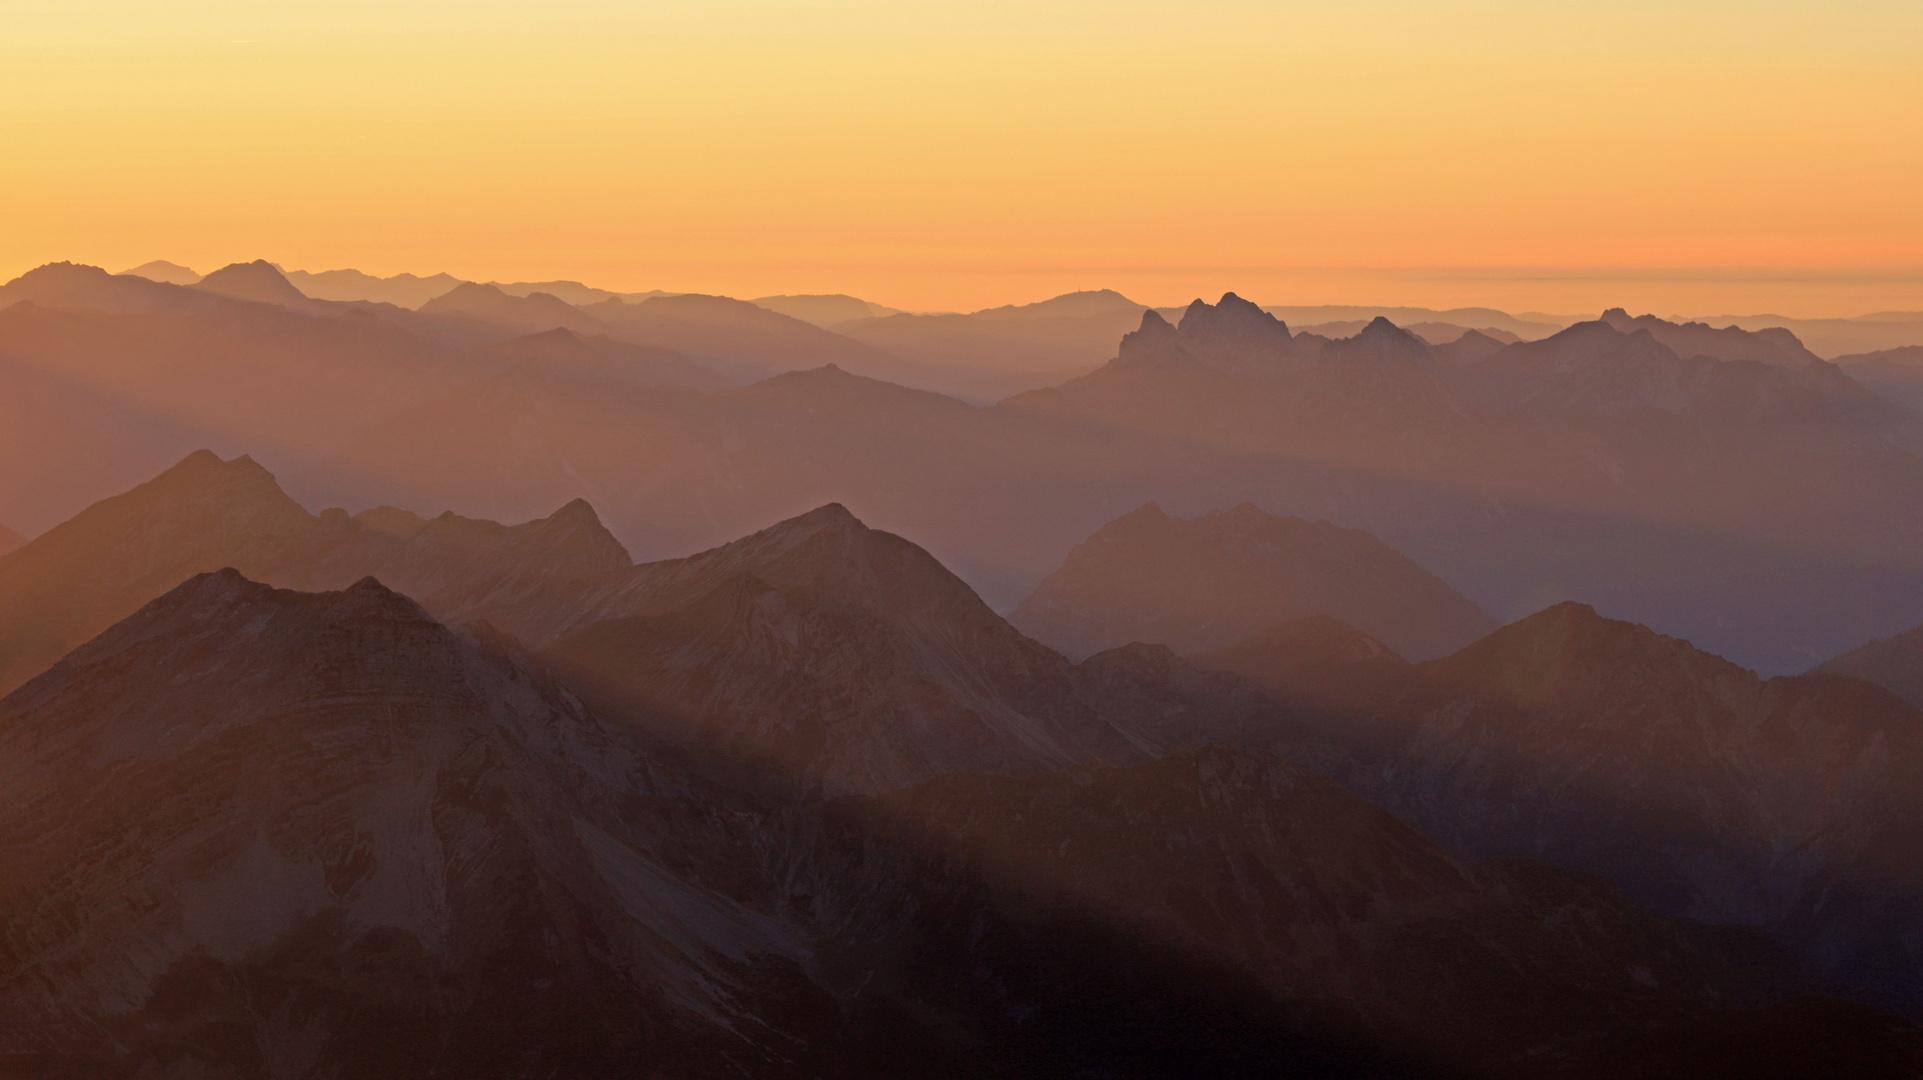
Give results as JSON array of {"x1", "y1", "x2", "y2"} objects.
[
  {"x1": 1812, "y1": 621, "x2": 1923, "y2": 709},
  {"x1": 10, "y1": 264, "x2": 1923, "y2": 674},
  {"x1": 831, "y1": 289, "x2": 1145, "y2": 399},
  {"x1": 284, "y1": 266, "x2": 464, "y2": 307},
  {"x1": 1011, "y1": 501, "x2": 1496, "y2": 662},
  {"x1": 749, "y1": 293, "x2": 896, "y2": 326},
  {"x1": 118, "y1": 259, "x2": 201, "y2": 285},
  {"x1": 1834, "y1": 345, "x2": 1923, "y2": 417}
]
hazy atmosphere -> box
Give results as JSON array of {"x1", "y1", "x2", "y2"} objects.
[{"x1": 4, "y1": 2, "x2": 1923, "y2": 1077}]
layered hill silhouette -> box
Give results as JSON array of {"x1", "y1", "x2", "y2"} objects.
[
  {"x1": 2, "y1": 564, "x2": 1890, "y2": 1076},
  {"x1": 541, "y1": 504, "x2": 1146, "y2": 796},
  {"x1": 1835, "y1": 345, "x2": 1923, "y2": 417},
  {"x1": 1012, "y1": 501, "x2": 1496, "y2": 661},
  {"x1": 10, "y1": 266, "x2": 1923, "y2": 676},
  {"x1": 418, "y1": 280, "x2": 609, "y2": 337},
  {"x1": 118, "y1": 259, "x2": 201, "y2": 285},
  {"x1": 1812, "y1": 620, "x2": 1923, "y2": 708},
  {"x1": 1181, "y1": 602, "x2": 1923, "y2": 1015},
  {"x1": 750, "y1": 293, "x2": 895, "y2": 326},
  {"x1": 0, "y1": 451, "x2": 644, "y2": 696},
  {"x1": 0, "y1": 522, "x2": 20, "y2": 556},
  {"x1": 281, "y1": 266, "x2": 463, "y2": 307},
  {"x1": 831, "y1": 289, "x2": 1145, "y2": 399}
]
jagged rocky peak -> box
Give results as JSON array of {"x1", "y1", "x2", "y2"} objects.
[
  {"x1": 1596, "y1": 307, "x2": 1822, "y2": 368},
  {"x1": 1113, "y1": 293, "x2": 1293, "y2": 371},
  {"x1": 1177, "y1": 290, "x2": 1293, "y2": 353}
]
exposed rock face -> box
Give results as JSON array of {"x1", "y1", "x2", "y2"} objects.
[
  {"x1": 0, "y1": 571, "x2": 820, "y2": 1077},
  {"x1": 0, "y1": 451, "x2": 636, "y2": 695},
  {"x1": 542, "y1": 504, "x2": 1145, "y2": 796},
  {"x1": 1193, "y1": 601, "x2": 1923, "y2": 1015},
  {"x1": 1011, "y1": 501, "x2": 1496, "y2": 662}
]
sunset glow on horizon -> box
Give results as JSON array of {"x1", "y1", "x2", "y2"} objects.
[{"x1": 4, "y1": 0, "x2": 1919, "y2": 315}]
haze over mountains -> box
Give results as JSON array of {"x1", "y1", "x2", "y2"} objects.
[
  {"x1": 8, "y1": 451, "x2": 1923, "y2": 1075},
  {"x1": 8, "y1": 262, "x2": 1923, "y2": 674}
]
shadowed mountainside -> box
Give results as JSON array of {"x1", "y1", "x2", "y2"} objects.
[
  {"x1": 0, "y1": 570, "x2": 1883, "y2": 1077},
  {"x1": 1187, "y1": 602, "x2": 1923, "y2": 1016}
]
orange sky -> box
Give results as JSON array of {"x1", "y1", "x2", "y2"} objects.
[{"x1": 3, "y1": 1, "x2": 1919, "y2": 316}]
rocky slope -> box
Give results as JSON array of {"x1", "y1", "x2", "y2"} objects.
[
  {"x1": 542, "y1": 504, "x2": 1146, "y2": 796},
  {"x1": 0, "y1": 571, "x2": 825, "y2": 1077},
  {"x1": 1011, "y1": 501, "x2": 1496, "y2": 661},
  {"x1": 1188, "y1": 602, "x2": 1923, "y2": 1015}
]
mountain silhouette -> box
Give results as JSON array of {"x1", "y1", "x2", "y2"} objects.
[
  {"x1": 0, "y1": 522, "x2": 21, "y2": 556},
  {"x1": 542, "y1": 503, "x2": 1144, "y2": 795},
  {"x1": 118, "y1": 259, "x2": 201, "y2": 285},
  {"x1": 0, "y1": 451, "x2": 649, "y2": 695},
  {"x1": 419, "y1": 281, "x2": 607, "y2": 336},
  {"x1": 191, "y1": 259, "x2": 319, "y2": 310},
  {"x1": 1812, "y1": 621, "x2": 1923, "y2": 708},
  {"x1": 1834, "y1": 344, "x2": 1923, "y2": 417},
  {"x1": 582, "y1": 292, "x2": 907, "y2": 385},
  {"x1": 1012, "y1": 501, "x2": 1495, "y2": 661},
  {"x1": 283, "y1": 266, "x2": 465, "y2": 307},
  {"x1": 749, "y1": 293, "x2": 893, "y2": 326},
  {"x1": 0, "y1": 261, "x2": 221, "y2": 316}
]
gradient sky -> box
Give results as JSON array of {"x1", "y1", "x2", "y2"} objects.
[{"x1": 3, "y1": 1, "x2": 1919, "y2": 314}]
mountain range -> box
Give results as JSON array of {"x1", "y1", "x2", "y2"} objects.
[
  {"x1": 6, "y1": 459, "x2": 1921, "y2": 1075},
  {"x1": 1175, "y1": 601, "x2": 1923, "y2": 1017},
  {"x1": 9, "y1": 265, "x2": 1923, "y2": 678}
]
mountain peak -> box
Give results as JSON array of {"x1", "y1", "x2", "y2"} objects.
[
  {"x1": 120, "y1": 259, "x2": 201, "y2": 285},
  {"x1": 192, "y1": 260, "x2": 312, "y2": 308}
]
